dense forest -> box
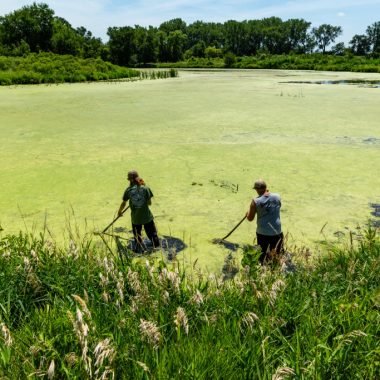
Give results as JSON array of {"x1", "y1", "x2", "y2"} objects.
[{"x1": 0, "y1": 2, "x2": 379, "y2": 67}]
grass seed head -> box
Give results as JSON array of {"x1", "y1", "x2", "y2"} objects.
[
  {"x1": 47, "y1": 359, "x2": 55, "y2": 380},
  {"x1": 1, "y1": 323, "x2": 12, "y2": 346},
  {"x1": 174, "y1": 307, "x2": 189, "y2": 335},
  {"x1": 272, "y1": 366, "x2": 295, "y2": 380},
  {"x1": 139, "y1": 319, "x2": 162, "y2": 348}
]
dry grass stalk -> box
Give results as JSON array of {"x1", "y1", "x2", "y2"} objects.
[
  {"x1": 189, "y1": 289, "x2": 204, "y2": 306},
  {"x1": 158, "y1": 268, "x2": 180, "y2": 293},
  {"x1": 1, "y1": 323, "x2": 13, "y2": 346},
  {"x1": 272, "y1": 366, "x2": 295, "y2": 380},
  {"x1": 269, "y1": 279, "x2": 286, "y2": 306},
  {"x1": 94, "y1": 338, "x2": 116, "y2": 380},
  {"x1": 47, "y1": 359, "x2": 55, "y2": 380},
  {"x1": 174, "y1": 307, "x2": 189, "y2": 335},
  {"x1": 137, "y1": 361, "x2": 150, "y2": 373},
  {"x1": 240, "y1": 311, "x2": 259, "y2": 332},
  {"x1": 72, "y1": 294, "x2": 91, "y2": 319},
  {"x1": 139, "y1": 319, "x2": 162, "y2": 348}
]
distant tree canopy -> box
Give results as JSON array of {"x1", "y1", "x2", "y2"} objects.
[{"x1": 0, "y1": 2, "x2": 379, "y2": 66}]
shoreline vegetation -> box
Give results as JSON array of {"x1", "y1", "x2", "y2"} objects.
[
  {"x1": 0, "y1": 53, "x2": 378, "y2": 86},
  {"x1": 0, "y1": 4, "x2": 379, "y2": 85},
  {"x1": 156, "y1": 53, "x2": 380, "y2": 73},
  {"x1": 0, "y1": 53, "x2": 178, "y2": 86},
  {"x1": 0, "y1": 226, "x2": 379, "y2": 378}
]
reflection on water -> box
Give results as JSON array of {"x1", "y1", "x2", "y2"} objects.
[{"x1": 282, "y1": 80, "x2": 380, "y2": 88}]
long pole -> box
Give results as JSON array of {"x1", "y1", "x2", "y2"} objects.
[
  {"x1": 220, "y1": 215, "x2": 247, "y2": 241},
  {"x1": 102, "y1": 206, "x2": 130, "y2": 233}
]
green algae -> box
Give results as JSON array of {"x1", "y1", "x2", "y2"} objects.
[{"x1": 0, "y1": 69, "x2": 379, "y2": 272}]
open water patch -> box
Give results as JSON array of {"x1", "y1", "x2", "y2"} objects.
[
  {"x1": 281, "y1": 79, "x2": 380, "y2": 88},
  {"x1": 370, "y1": 203, "x2": 380, "y2": 228}
]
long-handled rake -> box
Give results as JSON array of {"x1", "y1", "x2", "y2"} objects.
[
  {"x1": 212, "y1": 215, "x2": 247, "y2": 244},
  {"x1": 101, "y1": 206, "x2": 130, "y2": 234}
]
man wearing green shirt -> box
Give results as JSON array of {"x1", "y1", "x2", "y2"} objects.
[{"x1": 118, "y1": 170, "x2": 160, "y2": 252}]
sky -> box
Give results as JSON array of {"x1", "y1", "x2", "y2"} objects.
[{"x1": 0, "y1": 0, "x2": 379, "y2": 44}]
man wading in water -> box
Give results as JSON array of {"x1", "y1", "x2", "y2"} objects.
[
  {"x1": 246, "y1": 179, "x2": 283, "y2": 263},
  {"x1": 118, "y1": 170, "x2": 160, "y2": 252}
]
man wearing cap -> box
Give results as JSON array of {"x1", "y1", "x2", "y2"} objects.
[
  {"x1": 118, "y1": 170, "x2": 160, "y2": 252},
  {"x1": 246, "y1": 179, "x2": 283, "y2": 263}
]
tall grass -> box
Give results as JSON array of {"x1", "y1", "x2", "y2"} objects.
[
  {"x1": 0, "y1": 226, "x2": 379, "y2": 378},
  {"x1": 0, "y1": 53, "x2": 178, "y2": 85}
]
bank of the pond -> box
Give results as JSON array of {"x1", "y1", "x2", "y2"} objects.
[
  {"x1": 156, "y1": 54, "x2": 380, "y2": 73},
  {"x1": 0, "y1": 53, "x2": 178, "y2": 85},
  {"x1": 0, "y1": 228, "x2": 379, "y2": 378}
]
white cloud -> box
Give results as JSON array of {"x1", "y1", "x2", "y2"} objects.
[{"x1": 337, "y1": 12, "x2": 345, "y2": 17}]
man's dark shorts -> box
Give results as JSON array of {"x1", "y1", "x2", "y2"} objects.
[{"x1": 256, "y1": 232, "x2": 284, "y2": 263}]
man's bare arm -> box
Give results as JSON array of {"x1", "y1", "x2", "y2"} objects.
[{"x1": 246, "y1": 200, "x2": 257, "y2": 221}]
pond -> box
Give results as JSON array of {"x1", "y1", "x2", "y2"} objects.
[{"x1": 0, "y1": 69, "x2": 379, "y2": 272}]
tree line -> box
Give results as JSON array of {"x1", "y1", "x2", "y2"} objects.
[{"x1": 0, "y1": 2, "x2": 379, "y2": 66}]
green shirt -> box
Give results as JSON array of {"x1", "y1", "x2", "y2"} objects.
[{"x1": 123, "y1": 184, "x2": 154, "y2": 225}]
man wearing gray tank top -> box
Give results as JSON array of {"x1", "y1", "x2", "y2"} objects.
[{"x1": 246, "y1": 179, "x2": 283, "y2": 264}]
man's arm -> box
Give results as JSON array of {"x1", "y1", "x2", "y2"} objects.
[
  {"x1": 118, "y1": 200, "x2": 127, "y2": 217},
  {"x1": 246, "y1": 200, "x2": 257, "y2": 221}
]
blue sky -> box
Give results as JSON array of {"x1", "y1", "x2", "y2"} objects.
[{"x1": 1, "y1": 0, "x2": 380, "y2": 43}]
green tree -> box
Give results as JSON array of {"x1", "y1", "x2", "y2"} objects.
[
  {"x1": 260, "y1": 17, "x2": 288, "y2": 54},
  {"x1": 349, "y1": 34, "x2": 371, "y2": 56},
  {"x1": 223, "y1": 20, "x2": 248, "y2": 55},
  {"x1": 284, "y1": 18, "x2": 312, "y2": 53},
  {"x1": 107, "y1": 26, "x2": 136, "y2": 65},
  {"x1": 51, "y1": 17, "x2": 81, "y2": 55},
  {"x1": 167, "y1": 30, "x2": 187, "y2": 61},
  {"x1": 76, "y1": 27, "x2": 103, "y2": 58},
  {"x1": 159, "y1": 18, "x2": 187, "y2": 34},
  {"x1": 0, "y1": 2, "x2": 55, "y2": 52},
  {"x1": 312, "y1": 24, "x2": 343, "y2": 53},
  {"x1": 366, "y1": 21, "x2": 380, "y2": 54}
]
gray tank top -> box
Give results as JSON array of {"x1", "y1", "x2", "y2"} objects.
[{"x1": 254, "y1": 193, "x2": 282, "y2": 236}]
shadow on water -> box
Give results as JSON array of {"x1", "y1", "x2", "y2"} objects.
[
  {"x1": 370, "y1": 203, "x2": 380, "y2": 228},
  {"x1": 281, "y1": 79, "x2": 380, "y2": 88},
  {"x1": 116, "y1": 235, "x2": 187, "y2": 261}
]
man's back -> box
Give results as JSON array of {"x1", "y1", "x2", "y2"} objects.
[{"x1": 255, "y1": 193, "x2": 281, "y2": 236}]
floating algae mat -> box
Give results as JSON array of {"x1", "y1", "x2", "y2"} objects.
[{"x1": 1, "y1": 69, "x2": 379, "y2": 272}]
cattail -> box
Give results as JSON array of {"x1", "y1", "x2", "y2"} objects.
[
  {"x1": 47, "y1": 359, "x2": 55, "y2": 380},
  {"x1": 189, "y1": 290, "x2": 204, "y2": 306},
  {"x1": 174, "y1": 307, "x2": 189, "y2": 335},
  {"x1": 139, "y1": 319, "x2": 162, "y2": 348},
  {"x1": 240, "y1": 312, "x2": 259, "y2": 332},
  {"x1": 1, "y1": 323, "x2": 12, "y2": 346},
  {"x1": 272, "y1": 366, "x2": 295, "y2": 380}
]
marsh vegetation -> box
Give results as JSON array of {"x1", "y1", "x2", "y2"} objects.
[{"x1": 0, "y1": 227, "x2": 378, "y2": 378}]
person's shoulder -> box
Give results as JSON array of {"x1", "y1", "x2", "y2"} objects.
[{"x1": 270, "y1": 193, "x2": 281, "y2": 200}]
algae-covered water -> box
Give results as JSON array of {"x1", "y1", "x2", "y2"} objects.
[{"x1": 1, "y1": 69, "x2": 379, "y2": 272}]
